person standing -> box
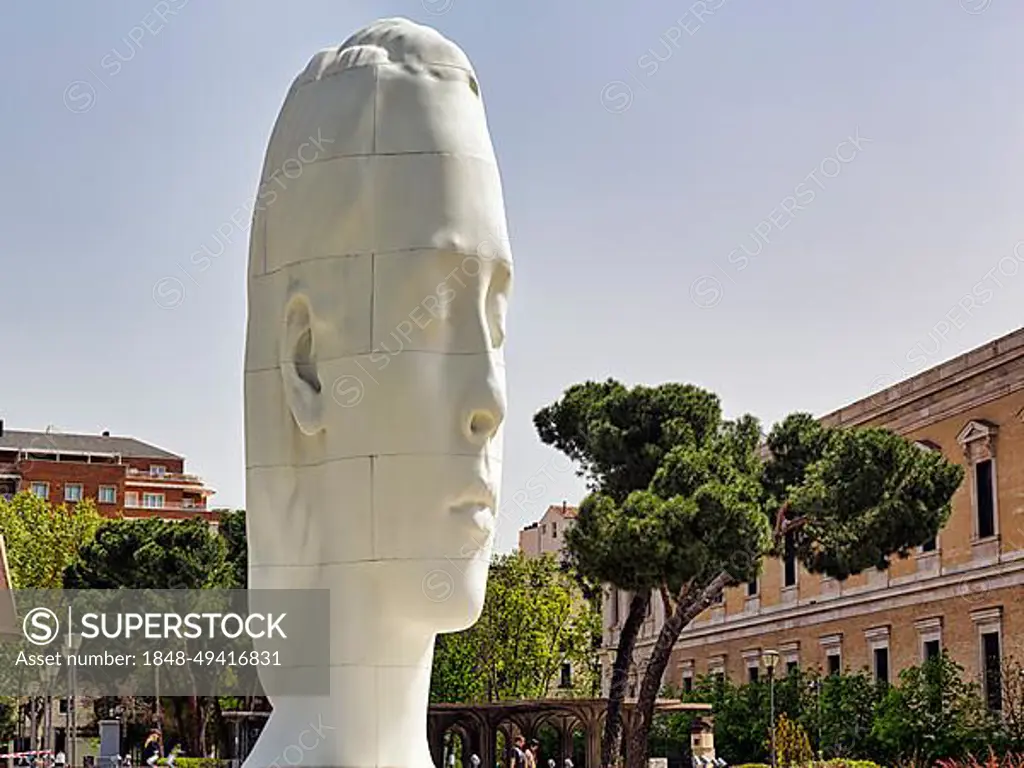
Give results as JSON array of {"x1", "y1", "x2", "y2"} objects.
[
  {"x1": 525, "y1": 740, "x2": 539, "y2": 768},
  {"x1": 511, "y1": 736, "x2": 527, "y2": 768},
  {"x1": 142, "y1": 731, "x2": 161, "y2": 768}
]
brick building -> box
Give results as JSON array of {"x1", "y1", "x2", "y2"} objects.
[
  {"x1": 519, "y1": 501, "x2": 578, "y2": 562},
  {"x1": 600, "y1": 326, "x2": 1024, "y2": 712},
  {"x1": 0, "y1": 423, "x2": 216, "y2": 519}
]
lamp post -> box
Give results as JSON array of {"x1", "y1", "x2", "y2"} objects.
[
  {"x1": 808, "y1": 678, "x2": 822, "y2": 760},
  {"x1": 66, "y1": 635, "x2": 81, "y2": 768},
  {"x1": 40, "y1": 665, "x2": 59, "y2": 758},
  {"x1": 761, "y1": 650, "x2": 780, "y2": 768}
]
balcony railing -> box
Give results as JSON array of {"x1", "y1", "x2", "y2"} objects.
[
  {"x1": 123, "y1": 501, "x2": 209, "y2": 512},
  {"x1": 125, "y1": 468, "x2": 204, "y2": 482}
]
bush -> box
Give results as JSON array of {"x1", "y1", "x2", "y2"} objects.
[
  {"x1": 775, "y1": 714, "x2": 814, "y2": 768},
  {"x1": 157, "y1": 760, "x2": 227, "y2": 768},
  {"x1": 872, "y1": 653, "x2": 994, "y2": 764}
]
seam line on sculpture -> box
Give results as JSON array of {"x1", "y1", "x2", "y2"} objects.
[
  {"x1": 247, "y1": 352, "x2": 507, "y2": 374},
  {"x1": 247, "y1": 454, "x2": 504, "y2": 470},
  {"x1": 370, "y1": 454, "x2": 376, "y2": 559},
  {"x1": 250, "y1": 555, "x2": 489, "y2": 567},
  {"x1": 292, "y1": 61, "x2": 474, "y2": 90},
  {"x1": 257, "y1": 150, "x2": 496, "y2": 186},
  {"x1": 256, "y1": 247, "x2": 511, "y2": 278}
]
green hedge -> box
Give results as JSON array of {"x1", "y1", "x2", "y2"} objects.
[{"x1": 156, "y1": 759, "x2": 228, "y2": 768}]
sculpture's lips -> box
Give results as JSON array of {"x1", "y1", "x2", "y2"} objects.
[
  {"x1": 450, "y1": 503, "x2": 495, "y2": 536},
  {"x1": 449, "y1": 482, "x2": 497, "y2": 535}
]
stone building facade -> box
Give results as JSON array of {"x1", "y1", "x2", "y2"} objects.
[{"x1": 600, "y1": 326, "x2": 1024, "y2": 711}]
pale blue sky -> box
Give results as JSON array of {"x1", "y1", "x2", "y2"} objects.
[{"x1": 3, "y1": 1, "x2": 1022, "y2": 552}]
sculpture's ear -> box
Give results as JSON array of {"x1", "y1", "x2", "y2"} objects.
[{"x1": 279, "y1": 292, "x2": 324, "y2": 436}]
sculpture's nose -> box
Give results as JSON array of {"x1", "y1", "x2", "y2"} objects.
[{"x1": 463, "y1": 358, "x2": 506, "y2": 447}]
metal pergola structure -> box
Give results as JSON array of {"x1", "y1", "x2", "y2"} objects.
[{"x1": 427, "y1": 698, "x2": 713, "y2": 768}]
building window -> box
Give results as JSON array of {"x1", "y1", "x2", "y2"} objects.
[
  {"x1": 866, "y1": 627, "x2": 890, "y2": 685},
  {"x1": 983, "y1": 631, "x2": 1002, "y2": 711},
  {"x1": 916, "y1": 617, "x2": 942, "y2": 663},
  {"x1": 64, "y1": 483, "x2": 83, "y2": 502},
  {"x1": 921, "y1": 537, "x2": 937, "y2": 553},
  {"x1": 748, "y1": 666, "x2": 759, "y2": 683},
  {"x1": 709, "y1": 656, "x2": 726, "y2": 686},
  {"x1": 142, "y1": 493, "x2": 164, "y2": 509},
  {"x1": 125, "y1": 491, "x2": 138, "y2": 507},
  {"x1": 747, "y1": 579, "x2": 758, "y2": 597},
  {"x1": 975, "y1": 459, "x2": 996, "y2": 539},
  {"x1": 874, "y1": 647, "x2": 890, "y2": 684},
  {"x1": 787, "y1": 660, "x2": 799, "y2": 675},
  {"x1": 972, "y1": 607, "x2": 1003, "y2": 711},
  {"x1": 30, "y1": 482, "x2": 49, "y2": 499},
  {"x1": 98, "y1": 486, "x2": 117, "y2": 504},
  {"x1": 683, "y1": 675, "x2": 693, "y2": 693},
  {"x1": 958, "y1": 420, "x2": 999, "y2": 544},
  {"x1": 559, "y1": 662, "x2": 572, "y2": 689},
  {"x1": 827, "y1": 654, "x2": 841, "y2": 676},
  {"x1": 784, "y1": 532, "x2": 797, "y2": 587},
  {"x1": 821, "y1": 634, "x2": 842, "y2": 676},
  {"x1": 552, "y1": 522, "x2": 558, "y2": 537},
  {"x1": 150, "y1": 465, "x2": 167, "y2": 478}
]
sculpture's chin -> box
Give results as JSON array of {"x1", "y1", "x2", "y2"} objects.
[{"x1": 382, "y1": 554, "x2": 492, "y2": 634}]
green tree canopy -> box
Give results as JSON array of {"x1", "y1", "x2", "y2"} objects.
[
  {"x1": 431, "y1": 551, "x2": 600, "y2": 703},
  {"x1": 536, "y1": 380, "x2": 964, "y2": 768},
  {"x1": 63, "y1": 516, "x2": 232, "y2": 589},
  {"x1": 0, "y1": 492, "x2": 103, "y2": 588},
  {"x1": 214, "y1": 509, "x2": 248, "y2": 588}
]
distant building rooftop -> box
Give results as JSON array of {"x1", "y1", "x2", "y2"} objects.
[{"x1": 0, "y1": 425, "x2": 182, "y2": 460}]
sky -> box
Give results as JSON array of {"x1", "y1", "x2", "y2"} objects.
[{"x1": 2, "y1": 0, "x2": 1023, "y2": 553}]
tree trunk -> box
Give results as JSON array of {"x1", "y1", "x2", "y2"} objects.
[
  {"x1": 625, "y1": 572, "x2": 732, "y2": 768},
  {"x1": 601, "y1": 590, "x2": 650, "y2": 768}
]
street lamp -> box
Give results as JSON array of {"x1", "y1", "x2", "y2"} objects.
[
  {"x1": 39, "y1": 665, "x2": 59, "y2": 758},
  {"x1": 808, "y1": 678, "x2": 822, "y2": 760},
  {"x1": 761, "y1": 650, "x2": 780, "y2": 768},
  {"x1": 66, "y1": 634, "x2": 82, "y2": 768}
]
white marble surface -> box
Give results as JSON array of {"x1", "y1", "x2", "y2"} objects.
[{"x1": 242, "y1": 17, "x2": 511, "y2": 768}]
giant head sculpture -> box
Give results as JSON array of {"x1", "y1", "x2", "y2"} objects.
[{"x1": 242, "y1": 17, "x2": 511, "y2": 768}]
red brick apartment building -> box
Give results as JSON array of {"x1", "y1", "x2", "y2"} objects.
[
  {"x1": 0, "y1": 422, "x2": 216, "y2": 519},
  {"x1": 600, "y1": 326, "x2": 1024, "y2": 712}
]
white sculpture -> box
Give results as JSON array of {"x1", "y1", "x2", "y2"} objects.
[{"x1": 242, "y1": 17, "x2": 512, "y2": 768}]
